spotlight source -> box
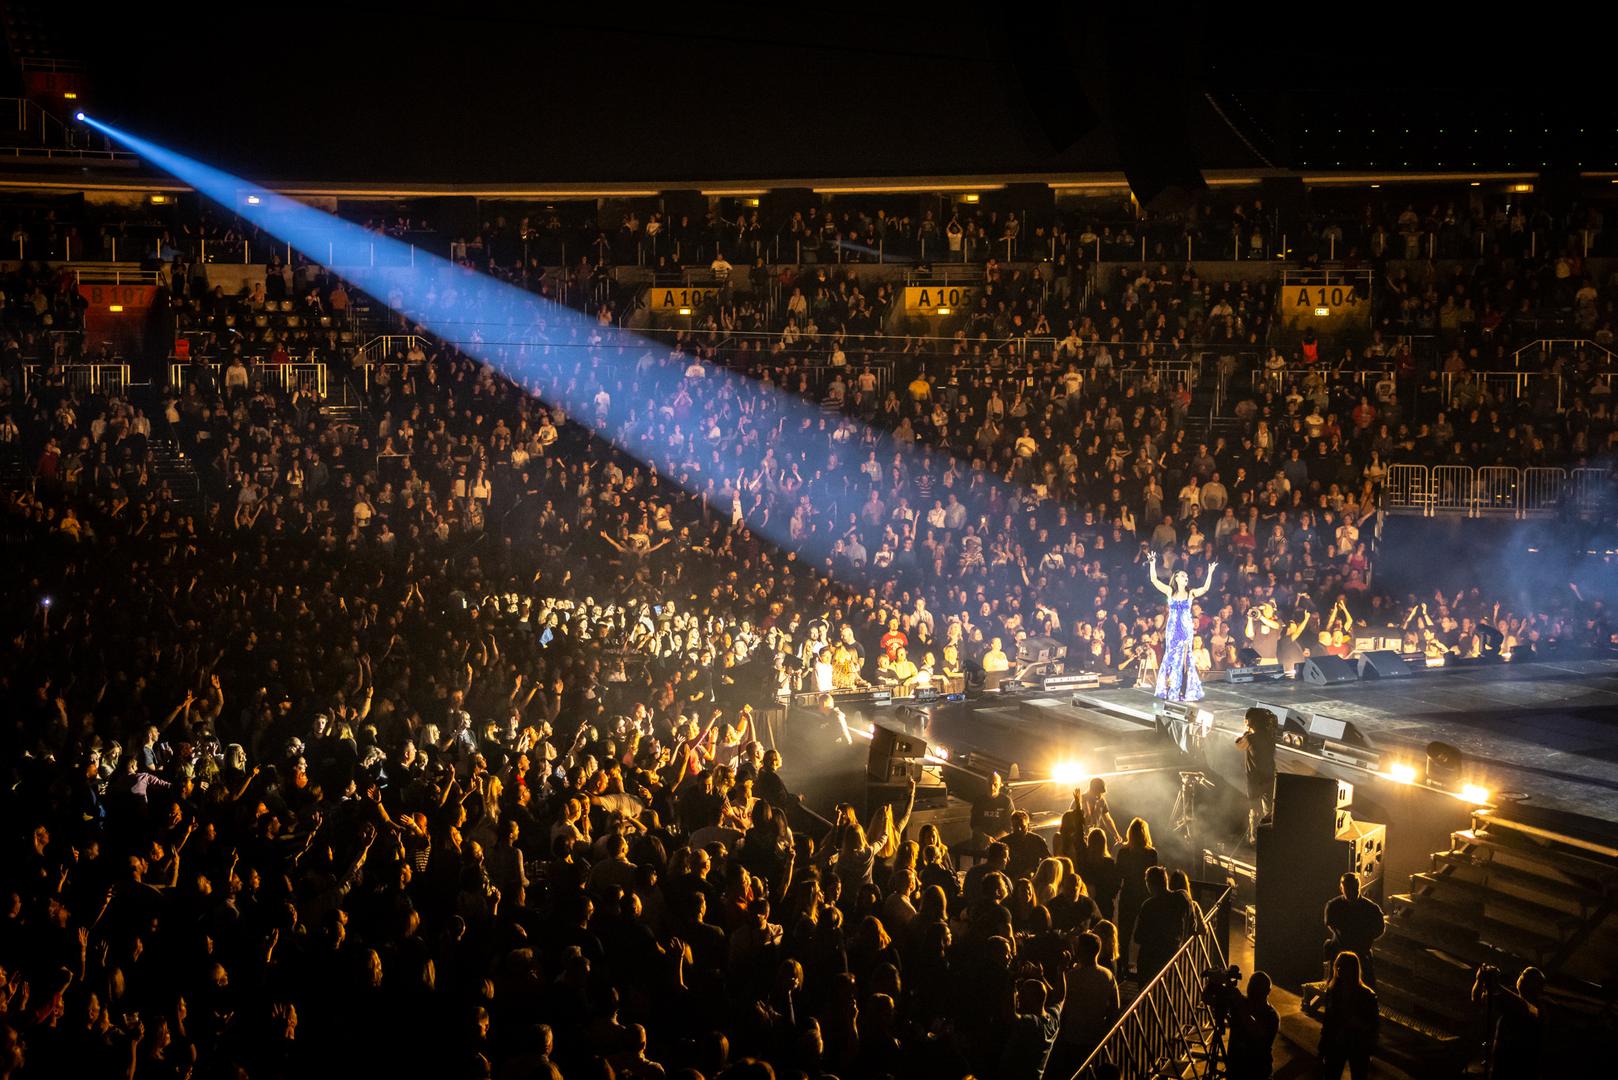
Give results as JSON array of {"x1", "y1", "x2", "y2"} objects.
[
  {"x1": 1388, "y1": 762, "x2": 1418, "y2": 785},
  {"x1": 1461, "y1": 783, "x2": 1491, "y2": 805},
  {"x1": 75, "y1": 111, "x2": 86, "y2": 122},
  {"x1": 1050, "y1": 760, "x2": 1088, "y2": 786}
]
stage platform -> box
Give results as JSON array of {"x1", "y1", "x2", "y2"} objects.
[
  {"x1": 1076, "y1": 657, "x2": 1618, "y2": 825},
  {"x1": 784, "y1": 657, "x2": 1618, "y2": 832}
]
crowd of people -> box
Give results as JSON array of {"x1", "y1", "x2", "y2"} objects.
[{"x1": 1, "y1": 184, "x2": 1610, "y2": 1079}]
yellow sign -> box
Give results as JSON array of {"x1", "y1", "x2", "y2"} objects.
[
  {"x1": 903, "y1": 285, "x2": 977, "y2": 314},
  {"x1": 648, "y1": 286, "x2": 721, "y2": 311},
  {"x1": 1281, "y1": 283, "x2": 1364, "y2": 315}
]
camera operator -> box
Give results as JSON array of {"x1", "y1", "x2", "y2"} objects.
[
  {"x1": 1472, "y1": 964, "x2": 1545, "y2": 1080},
  {"x1": 1224, "y1": 970, "x2": 1280, "y2": 1080},
  {"x1": 1235, "y1": 707, "x2": 1276, "y2": 845}
]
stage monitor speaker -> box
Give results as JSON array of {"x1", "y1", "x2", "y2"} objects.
[
  {"x1": 1273, "y1": 773, "x2": 1340, "y2": 839},
  {"x1": 1301, "y1": 656, "x2": 1359, "y2": 686},
  {"x1": 1255, "y1": 823, "x2": 1353, "y2": 988},
  {"x1": 1306, "y1": 713, "x2": 1368, "y2": 748},
  {"x1": 866, "y1": 728, "x2": 928, "y2": 784},
  {"x1": 1356, "y1": 650, "x2": 1411, "y2": 679},
  {"x1": 1018, "y1": 635, "x2": 1066, "y2": 663},
  {"x1": 1337, "y1": 819, "x2": 1386, "y2": 899}
]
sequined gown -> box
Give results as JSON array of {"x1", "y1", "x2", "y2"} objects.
[{"x1": 1155, "y1": 596, "x2": 1204, "y2": 702}]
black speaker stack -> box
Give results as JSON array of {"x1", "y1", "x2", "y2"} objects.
[{"x1": 1255, "y1": 773, "x2": 1385, "y2": 988}]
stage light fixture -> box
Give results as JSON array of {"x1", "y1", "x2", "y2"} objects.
[
  {"x1": 1051, "y1": 760, "x2": 1088, "y2": 786},
  {"x1": 1387, "y1": 762, "x2": 1418, "y2": 784},
  {"x1": 75, "y1": 111, "x2": 86, "y2": 122},
  {"x1": 1461, "y1": 783, "x2": 1491, "y2": 805}
]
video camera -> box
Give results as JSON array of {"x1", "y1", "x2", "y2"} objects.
[{"x1": 1201, "y1": 964, "x2": 1243, "y2": 1014}]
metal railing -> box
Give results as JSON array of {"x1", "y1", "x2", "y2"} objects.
[
  {"x1": 72, "y1": 266, "x2": 163, "y2": 287},
  {"x1": 169, "y1": 361, "x2": 329, "y2": 400},
  {"x1": 1063, "y1": 887, "x2": 1233, "y2": 1080},
  {"x1": 1251, "y1": 367, "x2": 1386, "y2": 393},
  {"x1": 19, "y1": 363, "x2": 130, "y2": 397},
  {"x1": 1509, "y1": 338, "x2": 1617, "y2": 370},
  {"x1": 1440, "y1": 370, "x2": 1563, "y2": 411},
  {"x1": 1385, "y1": 463, "x2": 1614, "y2": 518},
  {"x1": 358, "y1": 334, "x2": 432, "y2": 364}
]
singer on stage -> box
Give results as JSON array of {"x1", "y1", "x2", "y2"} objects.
[{"x1": 1148, "y1": 553, "x2": 1216, "y2": 703}]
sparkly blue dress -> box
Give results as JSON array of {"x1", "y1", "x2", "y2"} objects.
[{"x1": 1156, "y1": 596, "x2": 1204, "y2": 702}]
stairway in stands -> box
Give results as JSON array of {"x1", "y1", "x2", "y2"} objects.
[
  {"x1": 149, "y1": 436, "x2": 201, "y2": 513},
  {"x1": 126, "y1": 380, "x2": 202, "y2": 513},
  {"x1": 1322, "y1": 806, "x2": 1618, "y2": 1074}
]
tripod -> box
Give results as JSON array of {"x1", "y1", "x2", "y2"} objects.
[
  {"x1": 1173, "y1": 770, "x2": 1215, "y2": 844},
  {"x1": 1201, "y1": 1003, "x2": 1230, "y2": 1078}
]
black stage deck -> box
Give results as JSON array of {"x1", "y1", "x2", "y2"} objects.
[
  {"x1": 827, "y1": 659, "x2": 1618, "y2": 826},
  {"x1": 1077, "y1": 658, "x2": 1618, "y2": 824}
]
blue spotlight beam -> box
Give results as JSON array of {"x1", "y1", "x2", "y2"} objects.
[{"x1": 81, "y1": 114, "x2": 1032, "y2": 596}]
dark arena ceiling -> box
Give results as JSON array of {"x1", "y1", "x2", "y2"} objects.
[{"x1": 56, "y1": 6, "x2": 1618, "y2": 188}]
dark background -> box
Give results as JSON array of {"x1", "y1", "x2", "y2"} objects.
[{"x1": 68, "y1": 5, "x2": 1618, "y2": 185}]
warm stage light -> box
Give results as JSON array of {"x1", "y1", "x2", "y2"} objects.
[
  {"x1": 1388, "y1": 762, "x2": 1419, "y2": 784},
  {"x1": 1461, "y1": 783, "x2": 1491, "y2": 804},
  {"x1": 1051, "y1": 761, "x2": 1088, "y2": 786}
]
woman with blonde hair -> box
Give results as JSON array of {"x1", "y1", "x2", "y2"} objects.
[
  {"x1": 1033, "y1": 857, "x2": 1064, "y2": 906},
  {"x1": 1093, "y1": 919, "x2": 1121, "y2": 977},
  {"x1": 1116, "y1": 817, "x2": 1159, "y2": 976}
]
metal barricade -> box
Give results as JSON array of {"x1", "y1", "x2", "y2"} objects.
[
  {"x1": 1475, "y1": 465, "x2": 1520, "y2": 516},
  {"x1": 1431, "y1": 465, "x2": 1474, "y2": 516},
  {"x1": 1063, "y1": 888, "x2": 1232, "y2": 1080},
  {"x1": 168, "y1": 361, "x2": 223, "y2": 391},
  {"x1": 1520, "y1": 467, "x2": 1566, "y2": 517},
  {"x1": 1570, "y1": 467, "x2": 1617, "y2": 518},
  {"x1": 253, "y1": 363, "x2": 328, "y2": 399},
  {"x1": 168, "y1": 362, "x2": 327, "y2": 399},
  {"x1": 1384, "y1": 463, "x2": 1429, "y2": 514},
  {"x1": 20, "y1": 363, "x2": 130, "y2": 397}
]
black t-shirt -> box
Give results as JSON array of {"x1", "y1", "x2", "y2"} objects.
[
  {"x1": 1228, "y1": 1000, "x2": 1280, "y2": 1075},
  {"x1": 1244, "y1": 729, "x2": 1276, "y2": 787},
  {"x1": 971, "y1": 791, "x2": 1014, "y2": 835},
  {"x1": 1324, "y1": 894, "x2": 1385, "y2": 955}
]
